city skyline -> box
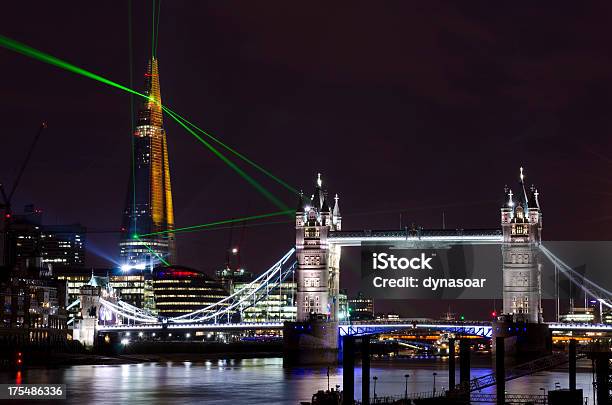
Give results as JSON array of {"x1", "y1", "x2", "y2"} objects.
[
  {"x1": 2, "y1": 4, "x2": 612, "y2": 404},
  {"x1": 2, "y1": 2, "x2": 612, "y2": 299}
]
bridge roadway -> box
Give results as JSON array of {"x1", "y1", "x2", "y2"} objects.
[
  {"x1": 96, "y1": 320, "x2": 612, "y2": 338},
  {"x1": 327, "y1": 229, "x2": 503, "y2": 246}
]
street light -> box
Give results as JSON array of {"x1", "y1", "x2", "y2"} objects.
[
  {"x1": 433, "y1": 372, "x2": 438, "y2": 394},
  {"x1": 404, "y1": 374, "x2": 410, "y2": 400},
  {"x1": 373, "y1": 376, "x2": 378, "y2": 400}
]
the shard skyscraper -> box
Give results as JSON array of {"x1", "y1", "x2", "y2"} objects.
[{"x1": 119, "y1": 58, "x2": 176, "y2": 269}]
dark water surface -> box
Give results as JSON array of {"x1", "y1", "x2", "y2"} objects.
[{"x1": 0, "y1": 357, "x2": 596, "y2": 404}]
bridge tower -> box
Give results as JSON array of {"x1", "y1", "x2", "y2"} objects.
[
  {"x1": 495, "y1": 168, "x2": 551, "y2": 360},
  {"x1": 501, "y1": 167, "x2": 543, "y2": 323},
  {"x1": 284, "y1": 174, "x2": 341, "y2": 364}
]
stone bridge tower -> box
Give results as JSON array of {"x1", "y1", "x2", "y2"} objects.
[
  {"x1": 295, "y1": 173, "x2": 341, "y2": 321},
  {"x1": 500, "y1": 167, "x2": 543, "y2": 323},
  {"x1": 284, "y1": 174, "x2": 342, "y2": 364},
  {"x1": 495, "y1": 168, "x2": 550, "y2": 360}
]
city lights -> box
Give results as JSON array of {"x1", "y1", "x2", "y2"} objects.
[
  {"x1": 120, "y1": 263, "x2": 147, "y2": 272},
  {"x1": 2, "y1": 5, "x2": 612, "y2": 405}
]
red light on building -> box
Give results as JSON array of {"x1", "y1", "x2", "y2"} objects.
[
  {"x1": 491, "y1": 311, "x2": 497, "y2": 318},
  {"x1": 4, "y1": 213, "x2": 10, "y2": 219},
  {"x1": 170, "y1": 271, "x2": 198, "y2": 278}
]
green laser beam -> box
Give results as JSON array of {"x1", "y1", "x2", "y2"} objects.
[
  {"x1": 137, "y1": 209, "x2": 294, "y2": 237},
  {"x1": 0, "y1": 35, "x2": 294, "y2": 210},
  {"x1": 160, "y1": 218, "x2": 292, "y2": 236},
  {"x1": 154, "y1": 0, "x2": 162, "y2": 57},
  {"x1": 151, "y1": 0, "x2": 155, "y2": 59},
  {"x1": 128, "y1": 0, "x2": 137, "y2": 237},
  {"x1": 164, "y1": 108, "x2": 290, "y2": 212},
  {"x1": 163, "y1": 107, "x2": 298, "y2": 195},
  {"x1": 141, "y1": 239, "x2": 170, "y2": 266},
  {"x1": 0, "y1": 35, "x2": 147, "y2": 98}
]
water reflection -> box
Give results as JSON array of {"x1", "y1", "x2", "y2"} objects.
[{"x1": 0, "y1": 357, "x2": 596, "y2": 404}]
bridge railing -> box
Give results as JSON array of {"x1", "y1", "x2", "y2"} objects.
[
  {"x1": 456, "y1": 351, "x2": 571, "y2": 393},
  {"x1": 168, "y1": 248, "x2": 295, "y2": 322}
]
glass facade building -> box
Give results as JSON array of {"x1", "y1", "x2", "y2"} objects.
[
  {"x1": 152, "y1": 266, "x2": 228, "y2": 318},
  {"x1": 41, "y1": 224, "x2": 86, "y2": 269},
  {"x1": 234, "y1": 280, "x2": 297, "y2": 323},
  {"x1": 120, "y1": 58, "x2": 176, "y2": 269},
  {"x1": 348, "y1": 291, "x2": 375, "y2": 320}
]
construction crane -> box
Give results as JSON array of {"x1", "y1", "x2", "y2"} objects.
[{"x1": 0, "y1": 122, "x2": 47, "y2": 269}]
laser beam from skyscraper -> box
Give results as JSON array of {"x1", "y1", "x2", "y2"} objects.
[
  {"x1": 137, "y1": 209, "x2": 294, "y2": 238},
  {"x1": 163, "y1": 107, "x2": 290, "y2": 212},
  {"x1": 153, "y1": 0, "x2": 162, "y2": 58},
  {"x1": 159, "y1": 218, "x2": 292, "y2": 236},
  {"x1": 0, "y1": 35, "x2": 294, "y2": 208},
  {"x1": 161, "y1": 106, "x2": 298, "y2": 194},
  {"x1": 128, "y1": 0, "x2": 138, "y2": 244},
  {"x1": 140, "y1": 240, "x2": 170, "y2": 266}
]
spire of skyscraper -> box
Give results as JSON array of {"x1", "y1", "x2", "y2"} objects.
[{"x1": 138, "y1": 58, "x2": 163, "y2": 127}]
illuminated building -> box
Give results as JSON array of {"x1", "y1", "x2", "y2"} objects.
[
  {"x1": 8, "y1": 205, "x2": 87, "y2": 272},
  {"x1": 55, "y1": 268, "x2": 150, "y2": 315},
  {"x1": 603, "y1": 310, "x2": 612, "y2": 324},
  {"x1": 215, "y1": 266, "x2": 254, "y2": 294},
  {"x1": 41, "y1": 224, "x2": 86, "y2": 269},
  {"x1": 0, "y1": 275, "x2": 68, "y2": 347},
  {"x1": 337, "y1": 290, "x2": 348, "y2": 321},
  {"x1": 120, "y1": 58, "x2": 176, "y2": 269},
  {"x1": 348, "y1": 292, "x2": 374, "y2": 320},
  {"x1": 234, "y1": 279, "x2": 297, "y2": 323},
  {"x1": 152, "y1": 266, "x2": 228, "y2": 318},
  {"x1": 559, "y1": 307, "x2": 595, "y2": 323},
  {"x1": 11, "y1": 204, "x2": 43, "y2": 270}
]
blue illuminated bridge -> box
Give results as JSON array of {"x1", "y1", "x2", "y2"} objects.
[{"x1": 95, "y1": 320, "x2": 612, "y2": 339}]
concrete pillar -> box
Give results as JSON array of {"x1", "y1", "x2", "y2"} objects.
[
  {"x1": 448, "y1": 338, "x2": 456, "y2": 390},
  {"x1": 495, "y1": 337, "x2": 505, "y2": 405},
  {"x1": 569, "y1": 339, "x2": 576, "y2": 392},
  {"x1": 361, "y1": 338, "x2": 370, "y2": 405},
  {"x1": 459, "y1": 339, "x2": 471, "y2": 388},
  {"x1": 342, "y1": 336, "x2": 354, "y2": 405}
]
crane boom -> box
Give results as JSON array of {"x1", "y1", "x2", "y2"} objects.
[
  {"x1": 7, "y1": 122, "x2": 47, "y2": 202},
  {"x1": 1, "y1": 122, "x2": 47, "y2": 268}
]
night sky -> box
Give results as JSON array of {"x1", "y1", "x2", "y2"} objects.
[{"x1": 2, "y1": 2, "x2": 612, "y2": 318}]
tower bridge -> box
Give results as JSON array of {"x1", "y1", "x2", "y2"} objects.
[{"x1": 73, "y1": 171, "x2": 612, "y2": 360}]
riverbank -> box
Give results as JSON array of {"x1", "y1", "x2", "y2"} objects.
[
  {"x1": 37, "y1": 351, "x2": 287, "y2": 367},
  {"x1": 0, "y1": 341, "x2": 284, "y2": 369}
]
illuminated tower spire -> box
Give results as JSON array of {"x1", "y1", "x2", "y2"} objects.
[
  {"x1": 120, "y1": 57, "x2": 176, "y2": 269},
  {"x1": 138, "y1": 58, "x2": 163, "y2": 127}
]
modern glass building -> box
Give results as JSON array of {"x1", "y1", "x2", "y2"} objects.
[
  {"x1": 41, "y1": 224, "x2": 86, "y2": 269},
  {"x1": 234, "y1": 280, "x2": 297, "y2": 323},
  {"x1": 348, "y1": 291, "x2": 375, "y2": 320},
  {"x1": 152, "y1": 266, "x2": 229, "y2": 319},
  {"x1": 120, "y1": 58, "x2": 176, "y2": 269}
]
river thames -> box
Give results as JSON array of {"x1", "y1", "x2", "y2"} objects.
[{"x1": 0, "y1": 357, "x2": 596, "y2": 404}]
